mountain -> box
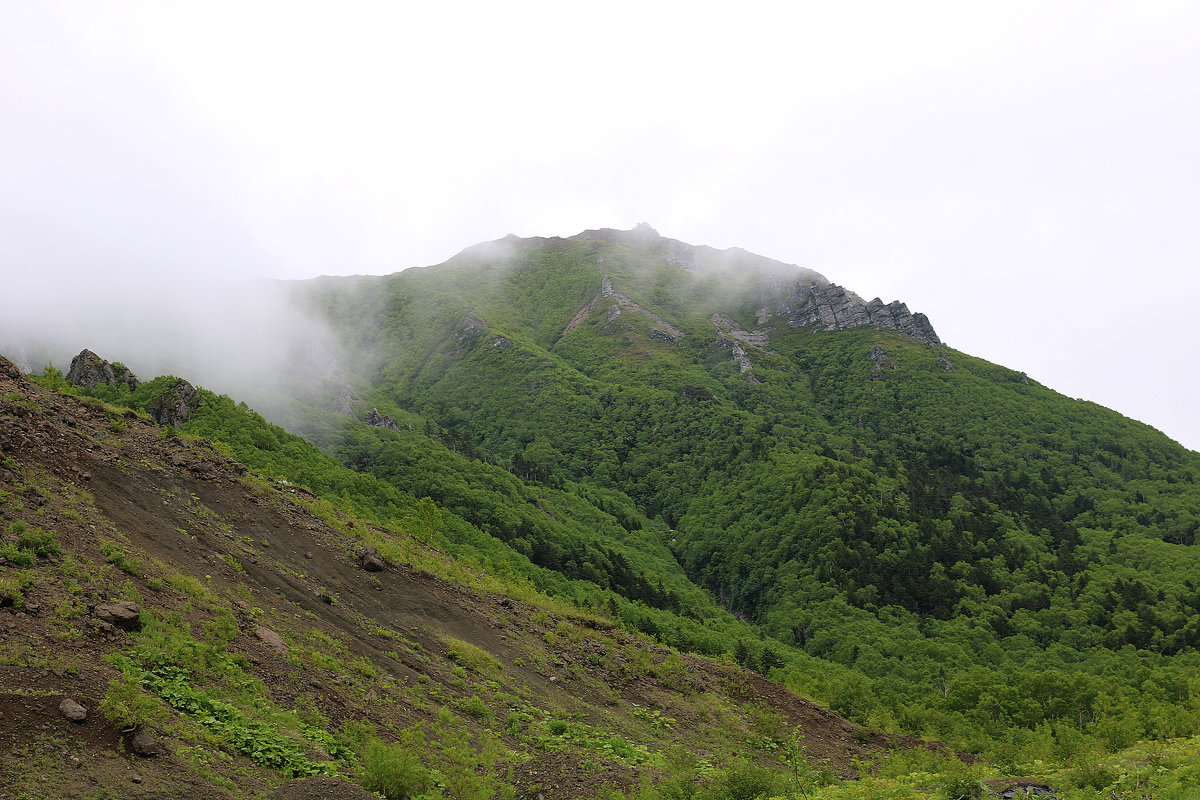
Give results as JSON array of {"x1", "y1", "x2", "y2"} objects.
[
  {"x1": 5, "y1": 223, "x2": 1200, "y2": 798},
  {"x1": 280, "y1": 226, "x2": 1200, "y2": 754}
]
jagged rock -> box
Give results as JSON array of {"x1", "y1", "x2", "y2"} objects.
[
  {"x1": 365, "y1": 408, "x2": 400, "y2": 431},
  {"x1": 65, "y1": 349, "x2": 140, "y2": 391},
  {"x1": 0, "y1": 355, "x2": 21, "y2": 380},
  {"x1": 255, "y1": 626, "x2": 289, "y2": 655},
  {"x1": 58, "y1": 698, "x2": 87, "y2": 722},
  {"x1": 94, "y1": 600, "x2": 142, "y2": 631},
  {"x1": 649, "y1": 329, "x2": 677, "y2": 344},
  {"x1": 356, "y1": 546, "x2": 386, "y2": 572},
  {"x1": 711, "y1": 314, "x2": 771, "y2": 349},
  {"x1": 144, "y1": 378, "x2": 201, "y2": 427},
  {"x1": 783, "y1": 284, "x2": 941, "y2": 346},
  {"x1": 600, "y1": 275, "x2": 614, "y2": 297},
  {"x1": 939, "y1": 352, "x2": 955, "y2": 371},
  {"x1": 492, "y1": 337, "x2": 513, "y2": 349},
  {"x1": 130, "y1": 728, "x2": 159, "y2": 757},
  {"x1": 604, "y1": 306, "x2": 621, "y2": 323}
]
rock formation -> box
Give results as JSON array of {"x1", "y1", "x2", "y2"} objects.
[
  {"x1": 65, "y1": 349, "x2": 140, "y2": 391},
  {"x1": 144, "y1": 378, "x2": 201, "y2": 428},
  {"x1": 778, "y1": 283, "x2": 941, "y2": 346},
  {"x1": 365, "y1": 408, "x2": 400, "y2": 431}
]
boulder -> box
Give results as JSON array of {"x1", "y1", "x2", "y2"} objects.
[
  {"x1": 58, "y1": 698, "x2": 87, "y2": 722},
  {"x1": 94, "y1": 600, "x2": 142, "y2": 631},
  {"x1": 130, "y1": 729, "x2": 159, "y2": 757},
  {"x1": 356, "y1": 546, "x2": 386, "y2": 572},
  {"x1": 255, "y1": 626, "x2": 289, "y2": 655}
]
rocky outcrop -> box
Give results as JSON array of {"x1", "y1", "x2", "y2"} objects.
[
  {"x1": 711, "y1": 314, "x2": 770, "y2": 381},
  {"x1": 66, "y1": 349, "x2": 140, "y2": 392},
  {"x1": 145, "y1": 378, "x2": 201, "y2": 427},
  {"x1": 649, "y1": 329, "x2": 677, "y2": 344},
  {"x1": 781, "y1": 283, "x2": 941, "y2": 346},
  {"x1": 561, "y1": 276, "x2": 685, "y2": 342},
  {"x1": 365, "y1": 408, "x2": 400, "y2": 431}
]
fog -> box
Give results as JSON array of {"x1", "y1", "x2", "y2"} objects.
[
  {"x1": 1, "y1": 2, "x2": 1198, "y2": 450},
  {"x1": 0, "y1": 268, "x2": 348, "y2": 418}
]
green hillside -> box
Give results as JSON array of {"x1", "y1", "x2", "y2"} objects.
[
  {"x1": 15, "y1": 224, "x2": 1200, "y2": 797},
  {"x1": 284, "y1": 226, "x2": 1200, "y2": 759}
]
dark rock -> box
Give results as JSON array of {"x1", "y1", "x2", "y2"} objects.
[
  {"x1": 356, "y1": 546, "x2": 386, "y2": 572},
  {"x1": 130, "y1": 729, "x2": 158, "y2": 757},
  {"x1": 0, "y1": 355, "x2": 22, "y2": 380},
  {"x1": 491, "y1": 337, "x2": 513, "y2": 349},
  {"x1": 94, "y1": 600, "x2": 142, "y2": 631},
  {"x1": 649, "y1": 329, "x2": 677, "y2": 344},
  {"x1": 145, "y1": 378, "x2": 201, "y2": 427},
  {"x1": 365, "y1": 408, "x2": 400, "y2": 431},
  {"x1": 59, "y1": 698, "x2": 87, "y2": 722},
  {"x1": 65, "y1": 350, "x2": 140, "y2": 391}
]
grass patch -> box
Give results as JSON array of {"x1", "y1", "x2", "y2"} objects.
[{"x1": 442, "y1": 635, "x2": 501, "y2": 678}]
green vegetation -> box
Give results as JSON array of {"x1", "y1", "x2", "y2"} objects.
[{"x1": 21, "y1": 228, "x2": 1200, "y2": 796}]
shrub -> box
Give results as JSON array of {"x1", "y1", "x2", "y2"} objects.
[
  {"x1": 359, "y1": 738, "x2": 429, "y2": 800},
  {"x1": 701, "y1": 764, "x2": 782, "y2": 800},
  {"x1": 0, "y1": 571, "x2": 34, "y2": 607},
  {"x1": 17, "y1": 527, "x2": 61, "y2": 558},
  {"x1": 461, "y1": 694, "x2": 492, "y2": 721},
  {"x1": 942, "y1": 771, "x2": 987, "y2": 800},
  {"x1": 99, "y1": 672, "x2": 165, "y2": 731}
]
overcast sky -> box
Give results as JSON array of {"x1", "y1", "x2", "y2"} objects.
[{"x1": 1, "y1": 1, "x2": 1197, "y2": 451}]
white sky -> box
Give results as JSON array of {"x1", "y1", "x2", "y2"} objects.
[{"x1": 1, "y1": 1, "x2": 1198, "y2": 451}]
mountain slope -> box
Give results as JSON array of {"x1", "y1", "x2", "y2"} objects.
[
  {"x1": 278, "y1": 225, "x2": 1200, "y2": 755},
  {"x1": 1, "y1": 352, "x2": 924, "y2": 800}
]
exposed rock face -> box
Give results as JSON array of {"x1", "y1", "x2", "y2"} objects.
[
  {"x1": 94, "y1": 600, "x2": 142, "y2": 631},
  {"x1": 649, "y1": 329, "x2": 677, "y2": 344},
  {"x1": 870, "y1": 346, "x2": 898, "y2": 380},
  {"x1": 66, "y1": 349, "x2": 140, "y2": 391},
  {"x1": 145, "y1": 378, "x2": 201, "y2": 427},
  {"x1": 710, "y1": 314, "x2": 771, "y2": 349},
  {"x1": 781, "y1": 284, "x2": 941, "y2": 346},
  {"x1": 562, "y1": 275, "x2": 685, "y2": 342},
  {"x1": 365, "y1": 408, "x2": 400, "y2": 431}
]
